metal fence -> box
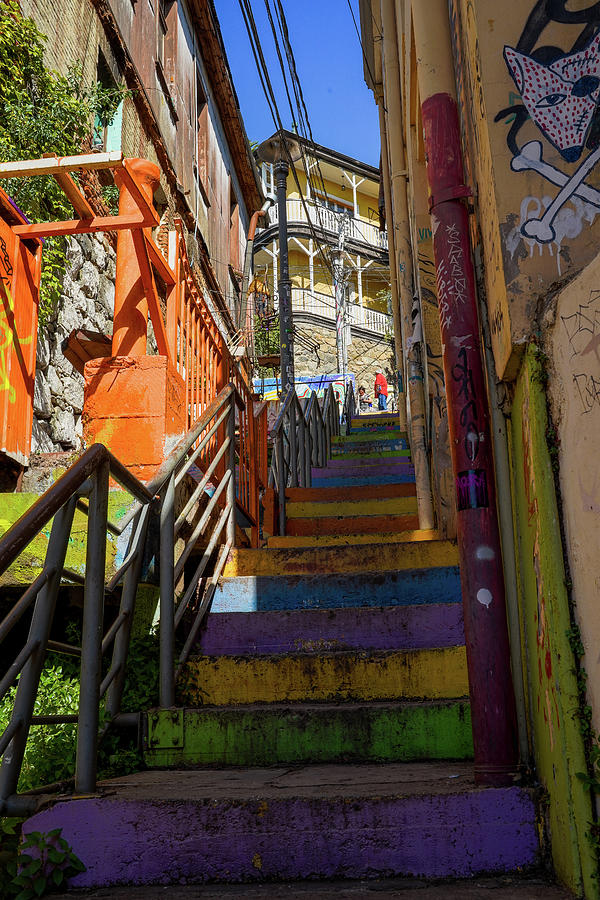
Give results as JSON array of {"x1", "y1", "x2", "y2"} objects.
[{"x1": 0, "y1": 383, "x2": 245, "y2": 817}]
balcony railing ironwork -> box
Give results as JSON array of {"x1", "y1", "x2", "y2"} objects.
[
  {"x1": 266, "y1": 200, "x2": 388, "y2": 252},
  {"x1": 289, "y1": 288, "x2": 391, "y2": 336}
]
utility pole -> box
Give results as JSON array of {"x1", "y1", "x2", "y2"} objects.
[
  {"x1": 333, "y1": 214, "x2": 350, "y2": 379},
  {"x1": 256, "y1": 133, "x2": 302, "y2": 395}
]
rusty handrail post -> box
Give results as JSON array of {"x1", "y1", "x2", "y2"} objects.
[
  {"x1": 75, "y1": 461, "x2": 109, "y2": 793},
  {"x1": 159, "y1": 473, "x2": 176, "y2": 708}
]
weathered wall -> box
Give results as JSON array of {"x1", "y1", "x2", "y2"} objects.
[
  {"x1": 547, "y1": 253, "x2": 600, "y2": 738},
  {"x1": 449, "y1": 0, "x2": 600, "y2": 381},
  {"x1": 32, "y1": 235, "x2": 117, "y2": 452},
  {"x1": 510, "y1": 345, "x2": 597, "y2": 898}
]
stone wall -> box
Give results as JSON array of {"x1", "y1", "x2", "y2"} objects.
[
  {"x1": 32, "y1": 235, "x2": 116, "y2": 453},
  {"x1": 293, "y1": 316, "x2": 396, "y2": 405}
]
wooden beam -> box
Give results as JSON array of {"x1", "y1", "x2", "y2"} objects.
[
  {"x1": 131, "y1": 228, "x2": 172, "y2": 364},
  {"x1": 53, "y1": 171, "x2": 96, "y2": 220},
  {"x1": 116, "y1": 160, "x2": 160, "y2": 227},
  {"x1": 145, "y1": 231, "x2": 176, "y2": 285},
  {"x1": 13, "y1": 212, "x2": 155, "y2": 239},
  {"x1": 0, "y1": 151, "x2": 124, "y2": 179}
]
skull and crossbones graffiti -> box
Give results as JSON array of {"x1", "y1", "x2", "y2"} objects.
[{"x1": 497, "y1": 2, "x2": 600, "y2": 249}]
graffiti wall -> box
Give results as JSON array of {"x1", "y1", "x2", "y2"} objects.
[
  {"x1": 450, "y1": 0, "x2": 600, "y2": 381},
  {"x1": 253, "y1": 373, "x2": 355, "y2": 412},
  {"x1": 511, "y1": 346, "x2": 597, "y2": 898}
]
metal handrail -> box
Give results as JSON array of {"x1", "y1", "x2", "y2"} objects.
[
  {"x1": 268, "y1": 383, "x2": 339, "y2": 536},
  {"x1": 342, "y1": 381, "x2": 356, "y2": 435},
  {"x1": 0, "y1": 383, "x2": 244, "y2": 816}
]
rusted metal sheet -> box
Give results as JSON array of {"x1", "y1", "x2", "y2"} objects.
[{"x1": 0, "y1": 191, "x2": 42, "y2": 467}]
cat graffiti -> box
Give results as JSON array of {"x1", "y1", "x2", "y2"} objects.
[{"x1": 497, "y1": 1, "x2": 600, "y2": 250}]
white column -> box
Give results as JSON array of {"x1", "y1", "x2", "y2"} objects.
[{"x1": 357, "y1": 254, "x2": 363, "y2": 307}]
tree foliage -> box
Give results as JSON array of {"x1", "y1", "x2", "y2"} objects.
[{"x1": 0, "y1": 1, "x2": 127, "y2": 320}]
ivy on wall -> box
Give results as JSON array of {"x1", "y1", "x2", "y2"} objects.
[{"x1": 0, "y1": 1, "x2": 127, "y2": 322}]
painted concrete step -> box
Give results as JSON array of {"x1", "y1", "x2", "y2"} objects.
[
  {"x1": 333, "y1": 430, "x2": 408, "y2": 445},
  {"x1": 194, "y1": 602, "x2": 464, "y2": 655},
  {"x1": 332, "y1": 441, "x2": 410, "y2": 456},
  {"x1": 311, "y1": 472, "x2": 415, "y2": 487},
  {"x1": 177, "y1": 647, "x2": 468, "y2": 706},
  {"x1": 285, "y1": 483, "x2": 416, "y2": 503},
  {"x1": 26, "y1": 763, "x2": 539, "y2": 886},
  {"x1": 351, "y1": 413, "x2": 402, "y2": 426},
  {"x1": 143, "y1": 700, "x2": 474, "y2": 768},
  {"x1": 223, "y1": 539, "x2": 459, "y2": 577},
  {"x1": 321, "y1": 454, "x2": 414, "y2": 468},
  {"x1": 212, "y1": 568, "x2": 461, "y2": 613},
  {"x1": 267, "y1": 528, "x2": 438, "y2": 548},
  {"x1": 286, "y1": 496, "x2": 418, "y2": 520},
  {"x1": 286, "y1": 512, "x2": 420, "y2": 536}
]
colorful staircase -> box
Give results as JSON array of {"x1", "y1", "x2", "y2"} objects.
[{"x1": 25, "y1": 411, "x2": 540, "y2": 888}]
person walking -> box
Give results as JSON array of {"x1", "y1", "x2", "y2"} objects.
[{"x1": 374, "y1": 368, "x2": 388, "y2": 411}]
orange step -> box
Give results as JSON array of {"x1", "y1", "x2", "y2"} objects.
[
  {"x1": 286, "y1": 514, "x2": 421, "y2": 536},
  {"x1": 285, "y1": 483, "x2": 417, "y2": 503}
]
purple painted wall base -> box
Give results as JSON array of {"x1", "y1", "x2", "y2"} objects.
[{"x1": 25, "y1": 784, "x2": 539, "y2": 887}]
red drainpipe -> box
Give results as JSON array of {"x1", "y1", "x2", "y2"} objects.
[{"x1": 412, "y1": 2, "x2": 518, "y2": 785}]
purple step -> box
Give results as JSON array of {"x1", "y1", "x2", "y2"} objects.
[
  {"x1": 25, "y1": 764, "x2": 539, "y2": 887},
  {"x1": 312, "y1": 463, "x2": 415, "y2": 480},
  {"x1": 323, "y1": 456, "x2": 414, "y2": 468},
  {"x1": 195, "y1": 603, "x2": 464, "y2": 655}
]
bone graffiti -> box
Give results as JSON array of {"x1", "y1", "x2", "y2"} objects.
[{"x1": 496, "y1": 1, "x2": 600, "y2": 251}]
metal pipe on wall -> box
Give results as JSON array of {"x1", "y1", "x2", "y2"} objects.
[
  {"x1": 380, "y1": 0, "x2": 435, "y2": 531},
  {"x1": 377, "y1": 99, "x2": 408, "y2": 432},
  {"x1": 411, "y1": 0, "x2": 518, "y2": 785}
]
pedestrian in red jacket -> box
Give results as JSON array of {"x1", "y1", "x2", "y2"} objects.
[{"x1": 374, "y1": 368, "x2": 388, "y2": 411}]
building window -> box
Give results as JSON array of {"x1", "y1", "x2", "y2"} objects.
[
  {"x1": 313, "y1": 189, "x2": 353, "y2": 217},
  {"x1": 195, "y1": 75, "x2": 209, "y2": 201},
  {"x1": 92, "y1": 52, "x2": 123, "y2": 152}
]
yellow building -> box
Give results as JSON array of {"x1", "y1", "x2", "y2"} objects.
[{"x1": 254, "y1": 131, "x2": 395, "y2": 400}]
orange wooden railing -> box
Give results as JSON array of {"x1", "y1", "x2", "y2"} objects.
[{"x1": 164, "y1": 220, "x2": 266, "y2": 546}]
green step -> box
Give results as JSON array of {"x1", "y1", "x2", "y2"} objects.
[{"x1": 144, "y1": 701, "x2": 473, "y2": 767}]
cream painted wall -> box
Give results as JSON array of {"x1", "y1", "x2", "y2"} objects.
[{"x1": 548, "y1": 252, "x2": 600, "y2": 737}]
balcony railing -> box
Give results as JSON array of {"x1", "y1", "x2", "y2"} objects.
[
  {"x1": 267, "y1": 200, "x2": 388, "y2": 252},
  {"x1": 290, "y1": 288, "x2": 391, "y2": 336}
]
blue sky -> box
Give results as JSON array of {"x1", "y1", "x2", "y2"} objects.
[{"x1": 214, "y1": 0, "x2": 381, "y2": 167}]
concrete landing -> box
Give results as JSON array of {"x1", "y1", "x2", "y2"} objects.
[{"x1": 27, "y1": 763, "x2": 539, "y2": 888}]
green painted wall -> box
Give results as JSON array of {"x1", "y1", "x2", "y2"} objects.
[
  {"x1": 511, "y1": 346, "x2": 598, "y2": 898},
  {"x1": 0, "y1": 491, "x2": 133, "y2": 588}
]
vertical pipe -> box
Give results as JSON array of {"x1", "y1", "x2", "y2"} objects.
[
  {"x1": 159, "y1": 473, "x2": 175, "y2": 708},
  {"x1": 76, "y1": 462, "x2": 109, "y2": 793},
  {"x1": 377, "y1": 104, "x2": 407, "y2": 433},
  {"x1": 112, "y1": 160, "x2": 160, "y2": 357},
  {"x1": 380, "y1": 0, "x2": 434, "y2": 530},
  {"x1": 412, "y1": 0, "x2": 518, "y2": 784},
  {"x1": 276, "y1": 434, "x2": 286, "y2": 536}
]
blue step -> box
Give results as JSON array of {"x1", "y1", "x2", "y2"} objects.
[{"x1": 212, "y1": 568, "x2": 462, "y2": 613}]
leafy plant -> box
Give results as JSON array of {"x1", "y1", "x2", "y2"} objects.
[
  {"x1": 5, "y1": 828, "x2": 85, "y2": 898},
  {"x1": 0, "y1": 1, "x2": 128, "y2": 321},
  {"x1": 0, "y1": 665, "x2": 79, "y2": 794}
]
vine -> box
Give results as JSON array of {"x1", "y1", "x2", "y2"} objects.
[{"x1": 0, "y1": 1, "x2": 128, "y2": 322}]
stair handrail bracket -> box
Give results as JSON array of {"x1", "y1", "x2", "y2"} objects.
[
  {"x1": 0, "y1": 384, "x2": 244, "y2": 817},
  {"x1": 269, "y1": 383, "x2": 340, "y2": 536}
]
